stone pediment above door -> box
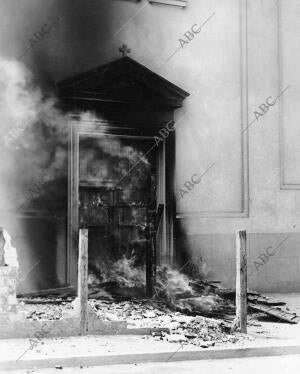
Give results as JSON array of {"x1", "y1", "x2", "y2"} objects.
[{"x1": 57, "y1": 56, "x2": 189, "y2": 108}]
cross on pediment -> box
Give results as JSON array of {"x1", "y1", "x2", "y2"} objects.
[{"x1": 119, "y1": 44, "x2": 131, "y2": 57}]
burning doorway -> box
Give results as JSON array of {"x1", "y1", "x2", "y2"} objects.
[
  {"x1": 79, "y1": 135, "x2": 157, "y2": 297},
  {"x1": 58, "y1": 56, "x2": 189, "y2": 294}
]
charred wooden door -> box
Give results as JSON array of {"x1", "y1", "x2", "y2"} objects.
[{"x1": 78, "y1": 135, "x2": 156, "y2": 297}]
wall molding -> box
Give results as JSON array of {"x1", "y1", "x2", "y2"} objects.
[
  {"x1": 177, "y1": 0, "x2": 249, "y2": 218},
  {"x1": 278, "y1": 0, "x2": 300, "y2": 190}
]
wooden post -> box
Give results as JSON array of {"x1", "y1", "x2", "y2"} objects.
[
  {"x1": 78, "y1": 229, "x2": 88, "y2": 335},
  {"x1": 0, "y1": 228, "x2": 5, "y2": 266},
  {"x1": 235, "y1": 230, "x2": 247, "y2": 333}
]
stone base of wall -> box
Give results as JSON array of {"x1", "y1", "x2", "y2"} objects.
[{"x1": 0, "y1": 313, "x2": 127, "y2": 339}]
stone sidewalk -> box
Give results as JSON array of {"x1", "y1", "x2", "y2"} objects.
[{"x1": 1, "y1": 328, "x2": 300, "y2": 371}]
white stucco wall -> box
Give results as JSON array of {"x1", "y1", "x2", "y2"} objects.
[{"x1": 107, "y1": 0, "x2": 300, "y2": 291}]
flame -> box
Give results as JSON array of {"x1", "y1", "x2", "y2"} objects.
[
  {"x1": 156, "y1": 265, "x2": 194, "y2": 299},
  {"x1": 89, "y1": 255, "x2": 221, "y2": 313},
  {"x1": 90, "y1": 255, "x2": 146, "y2": 289}
]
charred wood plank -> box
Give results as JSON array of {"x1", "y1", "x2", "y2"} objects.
[
  {"x1": 155, "y1": 204, "x2": 164, "y2": 231},
  {"x1": 146, "y1": 227, "x2": 156, "y2": 298},
  {"x1": 19, "y1": 297, "x2": 74, "y2": 304},
  {"x1": 17, "y1": 286, "x2": 76, "y2": 298},
  {"x1": 249, "y1": 303, "x2": 299, "y2": 324},
  {"x1": 247, "y1": 295, "x2": 286, "y2": 306},
  {"x1": 220, "y1": 289, "x2": 287, "y2": 307}
]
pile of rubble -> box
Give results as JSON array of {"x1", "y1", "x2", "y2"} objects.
[
  {"x1": 16, "y1": 262, "x2": 298, "y2": 347},
  {"x1": 89, "y1": 298, "x2": 243, "y2": 346},
  {"x1": 21, "y1": 297, "x2": 243, "y2": 347}
]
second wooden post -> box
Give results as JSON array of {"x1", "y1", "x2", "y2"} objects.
[
  {"x1": 78, "y1": 228, "x2": 89, "y2": 335},
  {"x1": 235, "y1": 229, "x2": 247, "y2": 333}
]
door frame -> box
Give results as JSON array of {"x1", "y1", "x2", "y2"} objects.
[{"x1": 67, "y1": 116, "x2": 174, "y2": 288}]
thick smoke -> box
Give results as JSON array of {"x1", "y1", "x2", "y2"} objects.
[{"x1": 0, "y1": 57, "x2": 101, "y2": 292}]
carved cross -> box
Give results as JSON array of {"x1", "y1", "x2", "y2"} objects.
[{"x1": 119, "y1": 44, "x2": 131, "y2": 57}]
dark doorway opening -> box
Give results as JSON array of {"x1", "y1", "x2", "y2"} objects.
[{"x1": 79, "y1": 135, "x2": 156, "y2": 298}]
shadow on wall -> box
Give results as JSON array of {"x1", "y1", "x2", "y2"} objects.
[{"x1": 174, "y1": 219, "x2": 217, "y2": 281}]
